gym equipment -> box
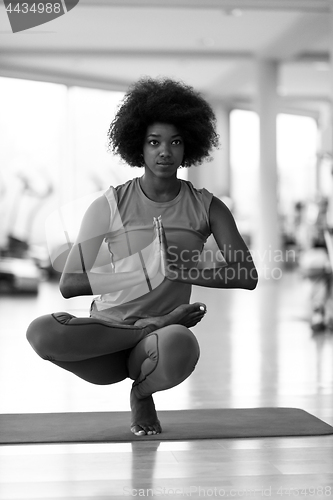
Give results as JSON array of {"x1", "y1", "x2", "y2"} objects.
[{"x1": 0, "y1": 171, "x2": 53, "y2": 293}]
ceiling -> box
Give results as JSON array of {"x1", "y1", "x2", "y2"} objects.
[{"x1": 0, "y1": 0, "x2": 332, "y2": 115}]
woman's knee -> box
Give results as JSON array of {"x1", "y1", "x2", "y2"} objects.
[
  {"x1": 128, "y1": 324, "x2": 200, "y2": 389},
  {"x1": 26, "y1": 313, "x2": 68, "y2": 360},
  {"x1": 158, "y1": 325, "x2": 200, "y2": 381}
]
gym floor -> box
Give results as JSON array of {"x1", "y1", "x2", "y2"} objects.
[{"x1": 0, "y1": 269, "x2": 332, "y2": 499}]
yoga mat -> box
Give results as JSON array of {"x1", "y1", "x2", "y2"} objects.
[{"x1": 1, "y1": 408, "x2": 332, "y2": 444}]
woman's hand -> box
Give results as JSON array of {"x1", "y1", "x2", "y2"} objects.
[
  {"x1": 156, "y1": 215, "x2": 179, "y2": 281},
  {"x1": 145, "y1": 217, "x2": 163, "y2": 280},
  {"x1": 145, "y1": 216, "x2": 180, "y2": 283}
]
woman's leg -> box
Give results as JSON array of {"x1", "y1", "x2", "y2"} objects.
[
  {"x1": 128, "y1": 324, "x2": 200, "y2": 397},
  {"x1": 26, "y1": 307, "x2": 201, "y2": 431},
  {"x1": 26, "y1": 312, "x2": 157, "y2": 385},
  {"x1": 26, "y1": 312, "x2": 157, "y2": 362},
  {"x1": 127, "y1": 324, "x2": 200, "y2": 435},
  {"x1": 51, "y1": 350, "x2": 131, "y2": 385}
]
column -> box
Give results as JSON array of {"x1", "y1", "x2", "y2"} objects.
[
  {"x1": 254, "y1": 59, "x2": 281, "y2": 280},
  {"x1": 327, "y1": 1, "x2": 333, "y2": 227}
]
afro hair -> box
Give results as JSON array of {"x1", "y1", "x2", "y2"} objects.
[{"x1": 107, "y1": 77, "x2": 219, "y2": 168}]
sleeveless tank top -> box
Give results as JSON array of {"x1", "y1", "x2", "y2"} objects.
[{"x1": 90, "y1": 177, "x2": 213, "y2": 324}]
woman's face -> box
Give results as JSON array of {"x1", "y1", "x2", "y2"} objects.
[{"x1": 142, "y1": 122, "x2": 184, "y2": 179}]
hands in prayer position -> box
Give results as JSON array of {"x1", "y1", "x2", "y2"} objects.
[{"x1": 146, "y1": 215, "x2": 177, "y2": 282}]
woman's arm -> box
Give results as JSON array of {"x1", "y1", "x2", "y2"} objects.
[
  {"x1": 59, "y1": 196, "x2": 160, "y2": 298},
  {"x1": 162, "y1": 197, "x2": 258, "y2": 290}
]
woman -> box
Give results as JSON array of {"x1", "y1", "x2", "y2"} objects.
[{"x1": 27, "y1": 77, "x2": 258, "y2": 436}]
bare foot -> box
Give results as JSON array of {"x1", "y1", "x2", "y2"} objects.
[
  {"x1": 130, "y1": 387, "x2": 162, "y2": 436},
  {"x1": 134, "y1": 302, "x2": 206, "y2": 329}
]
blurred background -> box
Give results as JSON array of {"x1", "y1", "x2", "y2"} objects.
[
  {"x1": 0, "y1": 0, "x2": 333, "y2": 414},
  {"x1": 1, "y1": 7, "x2": 333, "y2": 499}
]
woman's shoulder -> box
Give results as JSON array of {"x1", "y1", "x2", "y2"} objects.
[
  {"x1": 77, "y1": 194, "x2": 111, "y2": 239},
  {"x1": 103, "y1": 178, "x2": 136, "y2": 204},
  {"x1": 115, "y1": 177, "x2": 137, "y2": 193},
  {"x1": 109, "y1": 177, "x2": 138, "y2": 201},
  {"x1": 87, "y1": 194, "x2": 110, "y2": 220},
  {"x1": 181, "y1": 179, "x2": 214, "y2": 203},
  {"x1": 87, "y1": 194, "x2": 110, "y2": 212}
]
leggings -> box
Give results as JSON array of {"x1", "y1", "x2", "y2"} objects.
[{"x1": 26, "y1": 313, "x2": 200, "y2": 398}]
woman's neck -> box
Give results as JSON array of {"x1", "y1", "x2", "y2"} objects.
[{"x1": 139, "y1": 174, "x2": 181, "y2": 202}]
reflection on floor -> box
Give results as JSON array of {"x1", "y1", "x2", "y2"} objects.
[{"x1": 0, "y1": 270, "x2": 332, "y2": 499}]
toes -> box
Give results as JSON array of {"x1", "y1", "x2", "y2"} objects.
[
  {"x1": 189, "y1": 303, "x2": 200, "y2": 312},
  {"x1": 154, "y1": 421, "x2": 162, "y2": 434},
  {"x1": 192, "y1": 311, "x2": 206, "y2": 318},
  {"x1": 190, "y1": 302, "x2": 207, "y2": 313},
  {"x1": 144, "y1": 424, "x2": 160, "y2": 435},
  {"x1": 184, "y1": 310, "x2": 206, "y2": 327},
  {"x1": 149, "y1": 424, "x2": 161, "y2": 435},
  {"x1": 131, "y1": 423, "x2": 161, "y2": 436},
  {"x1": 130, "y1": 425, "x2": 157, "y2": 436},
  {"x1": 131, "y1": 425, "x2": 146, "y2": 436}
]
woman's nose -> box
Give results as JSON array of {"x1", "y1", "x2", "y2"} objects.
[{"x1": 159, "y1": 145, "x2": 171, "y2": 157}]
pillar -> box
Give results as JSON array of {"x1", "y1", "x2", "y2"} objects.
[
  {"x1": 327, "y1": 1, "x2": 333, "y2": 227},
  {"x1": 254, "y1": 59, "x2": 281, "y2": 280}
]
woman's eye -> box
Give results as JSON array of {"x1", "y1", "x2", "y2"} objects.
[
  {"x1": 149, "y1": 140, "x2": 159, "y2": 146},
  {"x1": 172, "y1": 139, "x2": 182, "y2": 145}
]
